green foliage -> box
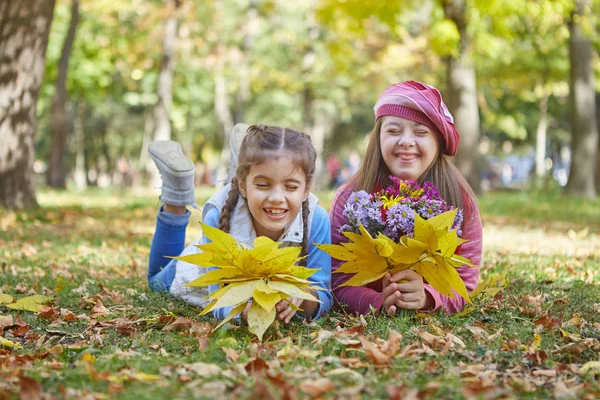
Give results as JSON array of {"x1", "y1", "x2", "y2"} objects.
[{"x1": 35, "y1": 0, "x2": 600, "y2": 185}]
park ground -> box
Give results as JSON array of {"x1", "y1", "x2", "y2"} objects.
[{"x1": 1, "y1": 187, "x2": 599, "y2": 399}]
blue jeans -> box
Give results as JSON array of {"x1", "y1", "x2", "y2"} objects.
[{"x1": 147, "y1": 207, "x2": 191, "y2": 292}]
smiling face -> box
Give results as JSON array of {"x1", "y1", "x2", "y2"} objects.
[
  {"x1": 240, "y1": 155, "x2": 309, "y2": 241},
  {"x1": 379, "y1": 116, "x2": 440, "y2": 181}
]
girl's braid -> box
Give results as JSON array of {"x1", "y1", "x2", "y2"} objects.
[
  {"x1": 218, "y1": 177, "x2": 240, "y2": 233},
  {"x1": 298, "y1": 197, "x2": 310, "y2": 267}
]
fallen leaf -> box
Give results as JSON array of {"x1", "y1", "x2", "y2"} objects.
[
  {"x1": 6, "y1": 295, "x2": 53, "y2": 312},
  {"x1": 299, "y1": 377, "x2": 334, "y2": 397},
  {"x1": 163, "y1": 317, "x2": 193, "y2": 331},
  {"x1": 130, "y1": 372, "x2": 161, "y2": 382},
  {"x1": 0, "y1": 315, "x2": 14, "y2": 327},
  {"x1": 579, "y1": 361, "x2": 600, "y2": 375},
  {"x1": 38, "y1": 305, "x2": 58, "y2": 320},
  {"x1": 0, "y1": 336, "x2": 21, "y2": 348},
  {"x1": 19, "y1": 375, "x2": 42, "y2": 399},
  {"x1": 190, "y1": 321, "x2": 213, "y2": 337},
  {"x1": 185, "y1": 362, "x2": 222, "y2": 377},
  {"x1": 90, "y1": 300, "x2": 110, "y2": 318},
  {"x1": 197, "y1": 336, "x2": 210, "y2": 350},
  {"x1": 221, "y1": 347, "x2": 240, "y2": 362},
  {"x1": 0, "y1": 294, "x2": 14, "y2": 304},
  {"x1": 464, "y1": 325, "x2": 489, "y2": 340},
  {"x1": 245, "y1": 358, "x2": 269, "y2": 375},
  {"x1": 532, "y1": 369, "x2": 557, "y2": 378},
  {"x1": 81, "y1": 353, "x2": 97, "y2": 363},
  {"x1": 359, "y1": 331, "x2": 402, "y2": 366}
]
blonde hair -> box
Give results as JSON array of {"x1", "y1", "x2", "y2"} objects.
[
  {"x1": 347, "y1": 118, "x2": 475, "y2": 209},
  {"x1": 218, "y1": 124, "x2": 316, "y2": 265}
]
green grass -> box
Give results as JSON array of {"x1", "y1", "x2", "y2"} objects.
[{"x1": 1, "y1": 187, "x2": 599, "y2": 399}]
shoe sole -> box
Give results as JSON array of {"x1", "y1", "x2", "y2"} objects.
[{"x1": 148, "y1": 141, "x2": 195, "y2": 177}]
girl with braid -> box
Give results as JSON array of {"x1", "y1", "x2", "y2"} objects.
[{"x1": 147, "y1": 124, "x2": 332, "y2": 323}]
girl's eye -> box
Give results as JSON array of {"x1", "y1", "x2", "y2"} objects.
[
  {"x1": 415, "y1": 130, "x2": 428, "y2": 135},
  {"x1": 255, "y1": 183, "x2": 269, "y2": 188},
  {"x1": 286, "y1": 186, "x2": 299, "y2": 191}
]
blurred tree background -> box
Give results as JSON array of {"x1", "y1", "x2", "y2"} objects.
[{"x1": 1, "y1": 0, "x2": 599, "y2": 209}]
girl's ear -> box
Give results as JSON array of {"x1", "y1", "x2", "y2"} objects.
[
  {"x1": 239, "y1": 181, "x2": 247, "y2": 198},
  {"x1": 303, "y1": 184, "x2": 311, "y2": 201}
]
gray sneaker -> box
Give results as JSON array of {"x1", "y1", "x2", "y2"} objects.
[{"x1": 148, "y1": 141, "x2": 198, "y2": 208}]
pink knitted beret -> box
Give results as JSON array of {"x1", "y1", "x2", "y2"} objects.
[{"x1": 373, "y1": 80, "x2": 459, "y2": 157}]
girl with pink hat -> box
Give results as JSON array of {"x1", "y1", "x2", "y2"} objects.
[{"x1": 329, "y1": 80, "x2": 483, "y2": 315}]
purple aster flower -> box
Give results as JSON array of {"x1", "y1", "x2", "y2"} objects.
[
  {"x1": 451, "y1": 208, "x2": 464, "y2": 237},
  {"x1": 348, "y1": 191, "x2": 371, "y2": 208},
  {"x1": 386, "y1": 204, "x2": 415, "y2": 237}
]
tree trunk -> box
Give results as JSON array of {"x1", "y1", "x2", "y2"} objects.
[
  {"x1": 564, "y1": 0, "x2": 598, "y2": 198},
  {"x1": 0, "y1": 1, "x2": 55, "y2": 209},
  {"x1": 72, "y1": 101, "x2": 86, "y2": 190},
  {"x1": 233, "y1": 1, "x2": 257, "y2": 125},
  {"x1": 442, "y1": 0, "x2": 482, "y2": 194},
  {"x1": 595, "y1": 93, "x2": 600, "y2": 189},
  {"x1": 535, "y1": 93, "x2": 548, "y2": 182},
  {"x1": 149, "y1": 0, "x2": 181, "y2": 188},
  {"x1": 47, "y1": 0, "x2": 79, "y2": 189},
  {"x1": 301, "y1": 10, "x2": 329, "y2": 187}
]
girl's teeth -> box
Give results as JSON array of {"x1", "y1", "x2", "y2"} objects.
[{"x1": 267, "y1": 209, "x2": 285, "y2": 215}]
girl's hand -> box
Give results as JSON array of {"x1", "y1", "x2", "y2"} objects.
[
  {"x1": 276, "y1": 298, "x2": 304, "y2": 324},
  {"x1": 389, "y1": 270, "x2": 432, "y2": 310},
  {"x1": 381, "y1": 272, "x2": 401, "y2": 315},
  {"x1": 241, "y1": 301, "x2": 252, "y2": 324}
]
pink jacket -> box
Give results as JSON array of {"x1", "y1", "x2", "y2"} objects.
[{"x1": 329, "y1": 183, "x2": 483, "y2": 315}]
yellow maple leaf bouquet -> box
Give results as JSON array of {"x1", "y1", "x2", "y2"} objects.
[
  {"x1": 173, "y1": 223, "x2": 323, "y2": 341},
  {"x1": 316, "y1": 178, "x2": 475, "y2": 303}
]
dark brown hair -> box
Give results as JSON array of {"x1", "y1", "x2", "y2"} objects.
[
  {"x1": 347, "y1": 117, "x2": 475, "y2": 209},
  {"x1": 218, "y1": 124, "x2": 317, "y2": 265}
]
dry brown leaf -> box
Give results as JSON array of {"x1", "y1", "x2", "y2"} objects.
[
  {"x1": 553, "y1": 381, "x2": 578, "y2": 399},
  {"x1": 163, "y1": 316, "x2": 193, "y2": 332},
  {"x1": 190, "y1": 321, "x2": 213, "y2": 337},
  {"x1": 19, "y1": 375, "x2": 42, "y2": 400},
  {"x1": 245, "y1": 358, "x2": 269, "y2": 375},
  {"x1": 464, "y1": 325, "x2": 489, "y2": 340},
  {"x1": 532, "y1": 369, "x2": 557, "y2": 378},
  {"x1": 312, "y1": 329, "x2": 334, "y2": 345},
  {"x1": 299, "y1": 377, "x2": 334, "y2": 397},
  {"x1": 197, "y1": 336, "x2": 210, "y2": 350},
  {"x1": 221, "y1": 347, "x2": 240, "y2": 362},
  {"x1": 359, "y1": 331, "x2": 402, "y2": 366},
  {"x1": 387, "y1": 385, "x2": 420, "y2": 400},
  {"x1": 90, "y1": 300, "x2": 110, "y2": 318},
  {"x1": 37, "y1": 305, "x2": 58, "y2": 320},
  {"x1": 185, "y1": 362, "x2": 222, "y2": 377},
  {"x1": 60, "y1": 308, "x2": 76, "y2": 322},
  {"x1": 0, "y1": 315, "x2": 14, "y2": 327}
]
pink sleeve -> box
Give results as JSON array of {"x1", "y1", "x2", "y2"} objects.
[
  {"x1": 330, "y1": 185, "x2": 384, "y2": 315},
  {"x1": 422, "y1": 197, "x2": 483, "y2": 313}
]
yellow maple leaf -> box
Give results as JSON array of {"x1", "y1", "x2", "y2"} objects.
[
  {"x1": 0, "y1": 294, "x2": 14, "y2": 304},
  {"x1": 6, "y1": 295, "x2": 53, "y2": 312},
  {"x1": 318, "y1": 210, "x2": 474, "y2": 303},
  {"x1": 180, "y1": 223, "x2": 322, "y2": 341},
  {"x1": 0, "y1": 336, "x2": 21, "y2": 348}
]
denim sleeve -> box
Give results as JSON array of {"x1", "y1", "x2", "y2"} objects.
[{"x1": 304, "y1": 205, "x2": 333, "y2": 319}]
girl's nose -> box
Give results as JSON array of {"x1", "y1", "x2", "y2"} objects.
[
  {"x1": 397, "y1": 131, "x2": 416, "y2": 147},
  {"x1": 268, "y1": 187, "x2": 285, "y2": 203}
]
